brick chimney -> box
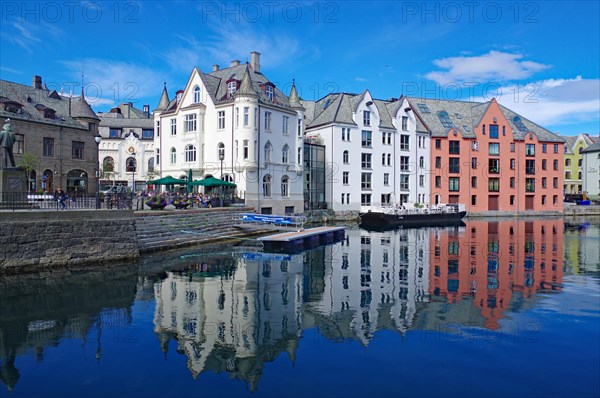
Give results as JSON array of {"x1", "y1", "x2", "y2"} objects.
[
  {"x1": 250, "y1": 51, "x2": 261, "y2": 73},
  {"x1": 32, "y1": 75, "x2": 43, "y2": 89},
  {"x1": 212, "y1": 64, "x2": 219, "y2": 72}
]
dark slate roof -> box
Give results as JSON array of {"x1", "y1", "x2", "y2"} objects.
[
  {"x1": 563, "y1": 135, "x2": 578, "y2": 154},
  {"x1": 0, "y1": 79, "x2": 97, "y2": 130},
  {"x1": 497, "y1": 104, "x2": 564, "y2": 142},
  {"x1": 581, "y1": 141, "x2": 600, "y2": 153},
  {"x1": 155, "y1": 85, "x2": 170, "y2": 112}
]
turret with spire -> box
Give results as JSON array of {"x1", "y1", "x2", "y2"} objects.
[
  {"x1": 288, "y1": 79, "x2": 304, "y2": 111},
  {"x1": 71, "y1": 87, "x2": 100, "y2": 128},
  {"x1": 155, "y1": 82, "x2": 170, "y2": 112},
  {"x1": 235, "y1": 66, "x2": 258, "y2": 98}
]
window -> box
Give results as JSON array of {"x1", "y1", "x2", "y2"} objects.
[
  {"x1": 381, "y1": 194, "x2": 391, "y2": 205},
  {"x1": 510, "y1": 195, "x2": 515, "y2": 205},
  {"x1": 565, "y1": 171, "x2": 572, "y2": 180},
  {"x1": 193, "y1": 86, "x2": 201, "y2": 103},
  {"x1": 526, "y1": 178, "x2": 535, "y2": 192},
  {"x1": 438, "y1": 111, "x2": 454, "y2": 128},
  {"x1": 170, "y1": 147, "x2": 176, "y2": 164},
  {"x1": 361, "y1": 194, "x2": 371, "y2": 206},
  {"x1": 109, "y1": 128, "x2": 121, "y2": 138},
  {"x1": 342, "y1": 127, "x2": 348, "y2": 141},
  {"x1": 400, "y1": 174, "x2": 409, "y2": 190},
  {"x1": 297, "y1": 148, "x2": 302, "y2": 164},
  {"x1": 435, "y1": 139, "x2": 441, "y2": 149},
  {"x1": 435, "y1": 156, "x2": 441, "y2": 169},
  {"x1": 384, "y1": 173, "x2": 389, "y2": 186},
  {"x1": 471, "y1": 157, "x2": 477, "y2": 169},
  {"x1": 72, "y1": 141, "x2": 84, "y2": 160},
  {"x1": 142, "y1": 129, "x2": 154, "y2": 139},
  {"x1": 471, "y1": 195, "x2": 477, "y2": 206},
  {"x1": 343, "y1": 150, "x2": 349, "y2": 164},
  {"x1": 282, "y1": 145, "x2": 289, "y2": 163},
  {"x1": 489, "y1": 143, "x2": 499, "y2": 155},
  {"x1": 282, "y1": 116, "x2": 289, "y2": 134},
  {"x1": 542, "y1": 177, "x2": 547, "y2": 188},
  {"x1": 362, "y1": 130, "x2": 372, "y2": 147},
  {"x1": 471, "y1": 176, "x2": 477, "y2": 188},
  {"x1": 265, "y1": 111, "x2": 272, "y2": 131},
  {"x1": 402, "y1": 116, "x2": 408, "y2": 131},
  {"x1": 489, "y1": 124, "x2": 499, "y2": 139},
  {"x1": 526, "y1": 159, "x2": 535, "y2": 174},
  {"x1": 526, "y1": 144, "x2": 535, "y2": 156},
  {"x1": 419, "y1": 175, "x2": 425, "y2": 187},
  {"x1": 265, "y1": 85, "x2": 274, "y2": 101},
  {"x1": 420, "y1": 156, "x2": 425, "y2": 168},
  {"x1": 446, "y1": 141, "x2": 461, "y2": 155},
  {"x1": 400, "y1": 135, "x2": 409, "y2": 150},
  {"x1": 185, "y1": 145, "x2": 196, "y2": 162},
  {"x1": 540, "y1": 159, "x2": 546, "y2": 170},
  {"x1": 553, "y1": 159, "x2": 559, "y2": 170},
  {"x1": 264, "y1": 142, "x2": 272, "y2": 162},
  {"x1": 542, "y1": 143, "x2": 547, "y2": 153},
  {"x1": 156, "y1": 149, "x2": 159, "y2": 165},
  {"x1": 156, "y1": 121, "x2": 160, "y2": 137},
  {"x1": 227, "y1": 81, "x2": 237, "y2": 95},
  {"x1": 102, "y1": 157, "x2": 114, "y2": 171},
  {"x1": 361, "y1": 173, "x2": 372, "y2": 189},
  {"x1": 263, "y1": 175, "x2": 272, "y2": 197},
  {"x1": 360, "y1": 153, "x2": 371, "y2": 169},
  {"x1": 510, "y1": 177, "x2": 515, "y2": 188},
  {"x1": 510, "y1": 158, "x2": 516, "y2": 170},
  {"x1": 553, "y1": 177, "x2": 558, "y2": 188},
  {"x1": 449, "y1": 158, "x2": 460, "y2": 173},
  {"x1": 482, "y1": 125, "x2": 486, "y2": 135},
  {"x1": 343, "y1": 172, "x2": 349, "y2": 185},
  {"x1": 171, "y1": 119, "x2": 176, "y2": 135},
  {"x1": 363, "y1": 110, "x2": 371, "y2": 126},
  {"x1": 387, "y1": 153, "x2": 391, "y2": 166},
  {"x1": 238, "y1": 107, "x2": 246, "y2": 127},
  {"x1": 553, "y1": 195, "x2": 558, "y2": 205},
  {"x1": 578, "y1": 158, "x2": 583, "y2": 167},
  {"x1": 381, "y1": 153, "x2": 386, "y2": 166},
  {"x1": 148, "y1": 157, "x2": 154, "y2": 173},
  {"x1": 243, "y1": 140, "x2": 249, "y2": 159},
  {"x1": 43, "y1": 137, "x2": 54, "y2": 157},
  {"x1": 184, "y1": 114, "x2": 197, "y2": 132},
  {"x1": 449, "y1": 177, "x2": 460, "y2": 191},
  {"x1": 510, "y1": 143, "x2": 515, "y2": 152},
  {"x1": 400, "y1": 156, "x2": 409, "y2": 172},
  {"x1": 513, "y1": 116, "x2": 528, "y2": 132},
  {"x1": 435, "y1": 176, "x2": 441, "y2": 188},
  {"x1": 281, "y1": 176, "x2": 289, "y2": 197},
  {"x1": 553, "y1": 144, "x2": 559, "y2": 154},
  {"x1": 218, "y1": 111, "x2": 225, "y2": 130},
  {"x1": 417, "y1": 103, "x2": 431, "y2": 113},
  {"x1": 489, "y1": 159, "x2": 500, "y2": 174},
  {"x1": 298, "y1": 120, "x2": 302, "y2": 137},
  {"x1": 489, "y1": 178, "x2": 500, "y2": 192},
  {"x1": 565, "y1": 158, "x2": 571, "y2": 166},
  {"x1": 126, "y1": 157, "x2": 136, "y2": 172}
]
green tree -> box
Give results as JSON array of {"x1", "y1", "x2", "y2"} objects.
[{"x1": 17, "y1": 152, "x2": 40, "y2": 193}]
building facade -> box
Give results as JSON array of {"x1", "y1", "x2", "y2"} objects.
[
  {"x1": 97, "y1": 103, "x2": 154, "y2": 191},
  {"x1": 153, "y1": 52, "x2": 304, "y2": 214},
  {"x1": 581, "y1": 142, "x2": 600, "y2": 200},
  {"x1": 301, "y1": 92, "x2": 430, "y2": 213},
  {"x1": 408, "y1": 97, "x2": 565, "y2": 212},
  {"x1": 0, "y1": 76, "x2": 100, "y2": 196},
  {"x1": 563, "y1": 133, "x2": 597, "y2": 195}
]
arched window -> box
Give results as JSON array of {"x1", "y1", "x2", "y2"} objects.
[
  {"x1": 281, "y1": 175, "x2": 289, "y2": 197},
  {"x1": 102, "y1": 156, "x2": 114, "y2": 172},
  {"x1": 223, "y1": 174, "x2": 234, "y2": 183},
  {"x1": 170, "y1": 147, "x2": 176, "y2": 164},
  {"x1": 126, "y1": 157, "x2": 137, "y2": 172},
  {"x1": 419, "y1": 156, "x2": 424, "y2": 168},
  {"x1": 185, "y1": 145, "x2": 197, "y2": 162},
  {"x1": 282, "y1": 144, "x2": 289, "y2": 163},
  {"x1": 297, "y1": 148, "x2": 302, "y2": 164},
  {"x1": 343, "y1": 150, "x2": 349, "y2": 164},
  {"x1": 264, "y1": 141, "x2": 272, "y2": 162},
  {"x1": 438, "y1": 111, "x2": 454, "y2": 128},
  {"x1": 263, "y1": 175, "x2": 272, "y2": 197},
  {"x1": 147, "y1": 157, "x2": 154, "y2": 172},
  {"x1": 578, "y1": 147, "x2": 583, "y2": 154},
  {"x1": 193, "y1": 86, "x2": 201, "y2": 103},
  {"x1": 217, "y1": 142, "x2": 225, "y2": 159}
]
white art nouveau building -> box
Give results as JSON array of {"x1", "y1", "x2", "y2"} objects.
[
  {"x1": 301, "y1": 94, "x2": 430, "y2": 213},
  {"x1": 153, "y1": 52, "x2": 304, "y2": 215}
]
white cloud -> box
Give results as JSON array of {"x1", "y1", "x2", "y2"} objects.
[
  {"x1": 59, "y1": 59, "x2": 166, "y2": 109},
  {"x1": 426, "y1": 51, "x2": 550, "y2": 84},
  {"x1": 489, "y1": 77, "x2": 600, "y2": 127},
  {"x1": 355, "y1": 77, "x2": 368, "y2": 82},
  {"x1": 0, "y1": 20, "x2": 63, "y2": 54}
]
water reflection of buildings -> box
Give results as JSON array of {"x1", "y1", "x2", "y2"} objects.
[
  {"x1": 429, "y1": 219, "x2": 564, "y2": 329},
  {"x1": 152, "y1": 253, "x2": 305, "y2": 390},
  {"x1": 0, "y1": 266, "x2": 137, "y2": 392}
]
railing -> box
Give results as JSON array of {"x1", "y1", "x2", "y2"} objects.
[
  {"x1": 0, "y1": 192, "x2": 100, "y2": 211},
  {"x1": 234, "y1": 213, "x2": 307, "y2": 229}
]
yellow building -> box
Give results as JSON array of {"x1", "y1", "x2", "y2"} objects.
[{"x1": 563, "y1": 134, "x2": 597, "y2": 195}]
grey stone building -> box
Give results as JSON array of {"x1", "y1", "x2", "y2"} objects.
[{"x1": 0, "y1": 76, "x2": 100, "y2": 196}]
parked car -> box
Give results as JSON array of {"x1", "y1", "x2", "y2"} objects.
[{"x1": 101, "y1": 185, "x2": 132, "y2": 195}]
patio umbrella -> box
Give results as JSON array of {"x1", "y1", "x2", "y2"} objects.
[
  {"x1": 187, "y1": 169, "x2": 193, "y2": 193},
  {"x1": 146, "y1": 175, "x2": 187, "y2": 186},
  {"x1": 189, "y1": 176, "x2": 236, "y2": 187}
]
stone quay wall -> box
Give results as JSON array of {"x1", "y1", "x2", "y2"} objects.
[{"x1": 0, "y1": 210, "x2": 138, "y2": 274}]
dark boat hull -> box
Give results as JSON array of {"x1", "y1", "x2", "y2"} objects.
[{"x1": 360, "y1": 210, "x2": 467, "y2": 231}]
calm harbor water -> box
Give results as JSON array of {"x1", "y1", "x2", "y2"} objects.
[{"x1": 1, "y1": 217, "x2": 599, "y2": 398}]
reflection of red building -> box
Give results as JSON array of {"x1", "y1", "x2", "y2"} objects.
[{"x1": 429, "y1": 219, "x2": 564, "y2": 329}]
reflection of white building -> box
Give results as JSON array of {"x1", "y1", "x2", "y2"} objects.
[
  {"x1": 152, "y1": 51, "x2": 304, "y2": 214},
  {"x1": 153, "y1": 253, "x2": 304, "y2": 388},
  {"x1": 305, "y1": 228, "x2": 430, "y2": 344},
  {"x1": 97, "y1": 103, "x2": 155, "y2": 191}
]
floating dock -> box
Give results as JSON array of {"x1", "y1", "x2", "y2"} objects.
[{"x1": 257, "y1": 226, "x2": 346, "y2": 253}]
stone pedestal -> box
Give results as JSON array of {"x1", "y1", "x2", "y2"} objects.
[{"x1": 0, "y1": 168, "x2": 27, "y2": 203}]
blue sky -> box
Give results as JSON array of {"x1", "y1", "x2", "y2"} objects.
[{"x1": 1, "y1": 1, "x2": 598, "y2": 136}]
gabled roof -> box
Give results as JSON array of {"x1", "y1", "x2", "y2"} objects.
[
  {"x1": 0, "y1": 79, "x2": 98, "y2": 129},
  {"x1": 581, "y1": 141, "x2": 600, "y2": 153}
]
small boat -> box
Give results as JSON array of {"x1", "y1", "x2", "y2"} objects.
[{"x1": 359, "y1": 204, "x2": 467, "y2": 231}]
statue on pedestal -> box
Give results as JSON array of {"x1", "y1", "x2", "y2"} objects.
[{"x1": 0, "y1": 119, "x2": 17, "y2": 169}]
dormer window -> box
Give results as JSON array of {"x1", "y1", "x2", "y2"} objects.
[
  {"x1": 43, "y1": 109, "x2": 55, "y2": 119},
  {"x1": 227, "y1": 81, "x2": 237, "y2": 95},
  {"x1": 265, "y1": 84, "x2": 274, "y2": 101},
  {"x1": 363, "y1": 111, "x2": 371, "y2": 126},
  {"x1": 1, "y1": 98, "x2": 23, "y2": 113}
]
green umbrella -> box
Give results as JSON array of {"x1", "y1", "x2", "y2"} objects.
[
  {"x1": 189, "y1": 176, "x2": 236, "y2": 187},
  {"x1": 146, "y1": 175, "x2": 187, "y2": 185},
  {"x1": 187, "y1": 169, "x2": 193, "y2": 193}
]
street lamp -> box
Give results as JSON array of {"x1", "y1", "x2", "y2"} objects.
[
  {"x1": 219, "y1": 150, "x2": 224, "y2": 207},
  {"x1": 94, "y1": 134, "x2": 102, "y2": 209},
  {"x1": 131, "y1": 151, "x2": 136, "y2": 207}
]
